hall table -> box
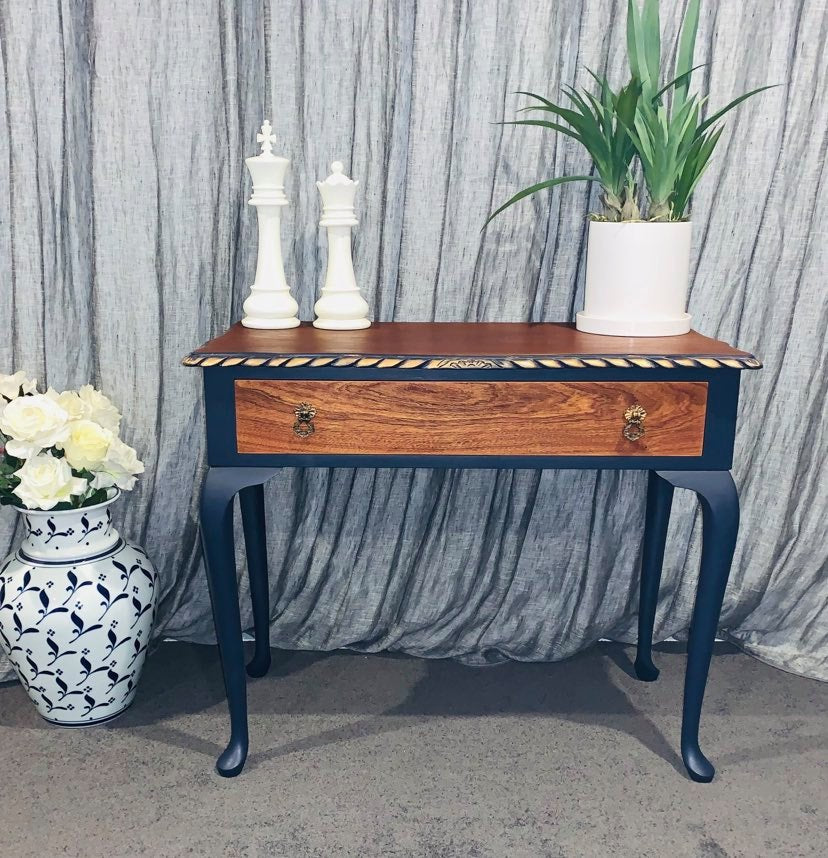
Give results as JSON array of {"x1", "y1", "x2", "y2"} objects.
[{"x1": 184, "y1": 322, "x2": 761, "y2": 779}]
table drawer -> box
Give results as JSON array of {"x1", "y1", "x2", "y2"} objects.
[{"x1": 234, "y1": 380, "x2": 707, "y2": 457}]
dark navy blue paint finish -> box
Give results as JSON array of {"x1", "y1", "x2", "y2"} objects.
[
  {"x1": 660, "y1": 469, "x2": 740, "y2": 783},
  {"x1": 239, "y1": 484, "x2": 271, "y2": 678},
  {"x1": 203, "y1": 366, "x2": 741, "y2": 471},
  {"x1": 199, "y1": 467, "x2": 278, "y2": 777},
  {"x1": 197, "y1": 362, "x2": 745, "y2": 780},
  {"x1": 635, "y1": 470, "x2": 675, "y2": 683}
]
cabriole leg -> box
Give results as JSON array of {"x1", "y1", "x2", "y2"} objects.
[
  {"x1": 200, "y1": 467, "x2": 277, "y2": 777},
  {"x1": 635, "y1": 471, "x2": 675, "y2": 681},
  {"x1": 240, "y1": 483, "x2": 271, "y2": 678},
  {"x1": 658, "y1": 470, "x2": 739, "y2": 783}
]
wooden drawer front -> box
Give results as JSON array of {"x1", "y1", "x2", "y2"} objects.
[{"x1": 235, "y1": 380, "x2": 707, "y2": 457}]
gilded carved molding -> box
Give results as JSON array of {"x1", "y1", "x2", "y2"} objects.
[{"x1": 183, "y1": 353, "x2": 762, "y2": 370}]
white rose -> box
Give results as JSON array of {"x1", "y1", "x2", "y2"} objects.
[
  {"x1": 0, "y1": 393, "x2": 70, "y2": 459},
  {"x1": 45, "y1": 388, "x2": 92, "y2": 421},
  {"x1": 90, "y1": 436, "x2": 144, "y2": 492},
  {"x1": 77, "y1": 385, "x2": 121, "y2": 433},
  {"x1": 12, "y1": 453, "x2": 88, "y2": 510},
  {"x1": 59, "y1": 419, "x2": 113, "y2": 470},
  {"x1": 0, "y1": 371, "x2": 38, "y2": 401}
]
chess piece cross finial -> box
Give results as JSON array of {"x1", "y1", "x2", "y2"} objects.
[{"x1": 256, "y1": 119, "x2": 277, "y2": 155}]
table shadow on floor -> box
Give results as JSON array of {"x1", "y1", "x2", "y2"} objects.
[{"x1": 113, "y1": 641, "x2": 702, "y2": 775}]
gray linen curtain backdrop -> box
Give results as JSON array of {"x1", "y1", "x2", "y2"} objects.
[{"x1": 1, "y1": 0, "x2": 826, "y2": 685}]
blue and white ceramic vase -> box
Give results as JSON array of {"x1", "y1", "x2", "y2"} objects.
[{"x1": 0, "y1": 492, "x2": 157, "y2": 725}]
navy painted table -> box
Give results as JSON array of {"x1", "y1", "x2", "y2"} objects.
[{"x1": 185, "y1": 322, "x2": 761, "y2": 779}]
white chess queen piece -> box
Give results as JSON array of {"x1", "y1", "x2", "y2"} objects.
[
  {"x1": 313, "y1": 161, "x2": 371, "y2": 330},
  {"x1": 241, "y1": 120, "x2": 300, "y2": 329}
]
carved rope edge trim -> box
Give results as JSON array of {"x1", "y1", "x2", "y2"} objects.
[{"x1": 182, "y1": 353, "x2": 762, "y2": 370}]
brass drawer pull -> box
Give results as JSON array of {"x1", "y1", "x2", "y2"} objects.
[
  {"x1": 623, "y1": 404, "x2": 647, "y2": 442},
  {"x1": 293, "y1": 403, "x2": 316, "y2": 438}
]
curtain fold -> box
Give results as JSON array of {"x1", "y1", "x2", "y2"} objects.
[{"x1": 1, "y1": 0, "x2": 826, "y2": 683}]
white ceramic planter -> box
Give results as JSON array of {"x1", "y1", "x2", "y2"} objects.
[
  {"x1": 0, "y1": 492, "x2": 157, "y2": 726},
  {"x1": 576, "y1": 221, "x2": 693, "y2": 336}
]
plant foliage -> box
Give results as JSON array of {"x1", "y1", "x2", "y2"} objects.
[
  {"x1": 485, "y1": 0, "x2": 776, "y2": 225},
  {"x1": 624, "y1": 0, "x2": 776, "y2": 220},
  {"x1": 485, "y1": 75, "x2": 642, "y2": 225}
]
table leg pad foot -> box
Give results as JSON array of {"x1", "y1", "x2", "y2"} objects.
[
  {"x1": 633, "y1": 657, "x2": 660, "y2": 682},
  {"x1": 682, "y1": 742, "x2": 715, "y2": 783},
  {"x1": 216, "y1": 739, "x2": 249, "y2": 778},
  {"x1": 246, "y1": 652, "x2": 272, "y2": 678}
]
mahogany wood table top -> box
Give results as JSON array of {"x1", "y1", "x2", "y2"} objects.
[{"x1": 187, "y1": 322, "x2": 760, "y2": 370}]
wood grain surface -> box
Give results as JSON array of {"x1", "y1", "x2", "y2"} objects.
[
  {"x1": 235, "y1": 380, "x2": 708, "y2": 457},
  {"x1": 200, "y1": 322, "x2": 752, "y2": 360}
]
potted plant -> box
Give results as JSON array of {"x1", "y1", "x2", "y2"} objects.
[
  {"x1": 486, "y1": 0, "x2": 774, "y2": 336},
  {"x1": 0, "y1": 371, "x2": 157, "y2": 725}
]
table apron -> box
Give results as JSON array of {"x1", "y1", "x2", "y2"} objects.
[{"x1": 203, "y1": 366, "x2": 741, "y2": 471}]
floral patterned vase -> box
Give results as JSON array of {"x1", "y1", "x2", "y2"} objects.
[{"x1": 0, "y1": 492, "x2": 157, "y2": 725}]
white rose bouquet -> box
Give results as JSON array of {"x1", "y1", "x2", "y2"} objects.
[{"x1": 0, "y1": 371, "x2": 144, "y2": 511}]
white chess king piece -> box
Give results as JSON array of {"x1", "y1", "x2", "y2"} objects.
[
  {"x1": 313, "y1": 161, "x2": 370, "y2": 330},
  {"x1": 241, "y1": 120, "x2": 300, "y2": 329}
]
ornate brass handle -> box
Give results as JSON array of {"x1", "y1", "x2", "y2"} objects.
[
  {"x1": 623, "y1": 404, "x2": 647, "y2": 442},
  {"x1": 293, "y1": 403, "x2": 316, "y2": 438}
]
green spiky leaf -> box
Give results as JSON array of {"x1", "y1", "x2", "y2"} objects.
[
  {"x1": 483, "y1": 175, "x2": 599, "y2": 228},
  {"x1": 696, "y1": 85, "x2": 779, "y2": 137},
  {"x1": 515, "y1": 91, "x2": 556, "y2": 108},
  {"x1": 654, "y1": 63, "x2": 707, "y2": 102},
  {"x1": 627, "y1": 0, "x2": 648, "y2": 90},
  {"x1": 674, "y1": 0, "x2": 701, "y2": 108},
  {"x1": 498, "y1": 119, "x2": 582, "y2": 142},
  {"x1": 642, "y1": 0, "x2": 661, "y2": 91}
]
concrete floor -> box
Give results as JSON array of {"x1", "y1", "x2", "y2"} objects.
[{"x1": 0, "y1": 641, "x2": 825, "y2": 858}]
